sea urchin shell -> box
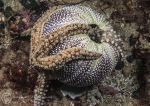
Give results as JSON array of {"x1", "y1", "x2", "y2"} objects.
[{"x1": 31, "y1": 5, "x2": 124, "y2": 106}]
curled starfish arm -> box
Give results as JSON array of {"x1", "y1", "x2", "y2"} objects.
[
  {"x1": 30, "y1": 23, "x2": 103, "y2": 62},
  {"x1": 34, "y1": 73, "x2": 49, "y2": 106},
  {"x1": 31, "y1": 22, "x2": 105, "y2": 56},
  {"x1": 33, "y1": 47, "x2": 102, "y2": 70},
  {"x1": 31, "y1": 23, "x2": 91, "y2": 54}
]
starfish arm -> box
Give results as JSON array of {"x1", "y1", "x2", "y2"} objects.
[
  {"x1": 30, "y1": 23, "x2": 104, "y2": 65},
  {"x1": 33, "y1": 47, "x2": 102, "y2": 70},
  {"x1": 34, "y1": 73, "x2": 49, "y2": 106},
  {"x1": 31, "y1": 23, "x2": 90, "y2": 57}
]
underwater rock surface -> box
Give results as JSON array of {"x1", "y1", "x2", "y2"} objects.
[{"x1": 0, "y1": 0, "x2": 150, "y2": 106}]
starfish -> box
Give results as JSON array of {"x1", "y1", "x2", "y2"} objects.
[{"x1": 30, "y1": 5, "x2": 124, "y2": 106}]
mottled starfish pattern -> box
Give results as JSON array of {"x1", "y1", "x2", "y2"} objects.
[{"x1": 30, "y1": 6, "x2": 124, "y2": 106}]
